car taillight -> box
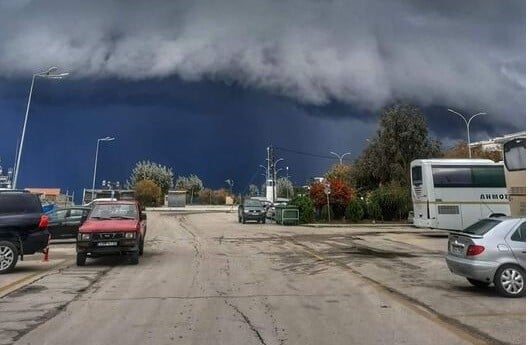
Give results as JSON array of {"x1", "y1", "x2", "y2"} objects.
[
  {"x1": 38, "y1": 215, "x2": 49, "y2": 229},
  {"x1": 467, "y1": 244, "x2": 485, "y2": 256}
]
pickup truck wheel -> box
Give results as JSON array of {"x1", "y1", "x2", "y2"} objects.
[
  {"x1": 139, "y1": 239, "x2": 144, "y2": 256},
  {"x1": 76, "y1": 253, "x2": 86, "y2": 266},
  {"x1": 0, "y1": 241, "x2": 18, "y2": 274},
  {"x1": 130, "y1": 251, "x2": 139, "y2": 265}
]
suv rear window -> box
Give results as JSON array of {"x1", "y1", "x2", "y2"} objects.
[
  {"x1": 462, "y1": 219, "x2": 501, "y2": 235},
  {"x1": 0, "y1": 193, "x2": 42, "y2": 214},
  {"x1": 244, "y1": 200, "x2": 263, "y2": 207}
]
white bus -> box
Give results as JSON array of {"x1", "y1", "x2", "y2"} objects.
[{"x1": 411, "y1": 159, "x2": 510, "y2": 230}]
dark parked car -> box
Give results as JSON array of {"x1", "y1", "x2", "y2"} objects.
[
  {"x1": 0, "y1": 190, "x2": 50, "y2": 274},
  {"x1": 446, "y1": 217, "x2": 526, "y2": 297},
  {"x1": 238, "y1": 199, "x2": 266, "y2": 224},
  {"x1": 76, "y1": 201, "x2": 147, "y2": 266},
  {"x1": 47, "y1": 207, "x2": 91, "y2": 239}
]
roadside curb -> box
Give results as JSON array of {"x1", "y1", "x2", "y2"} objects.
[{"x1": 301, "y1": 223, "x2": 414, "y2": 228}]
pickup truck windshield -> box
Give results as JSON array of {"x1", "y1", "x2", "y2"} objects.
[{"x1": 90, "y1": 204, "x2": 137, "y2": 219}]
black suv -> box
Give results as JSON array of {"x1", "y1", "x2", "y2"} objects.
[
  {"x1": 238, "y1": 199, "x2": 266, "y2": 224},
  {"x1": 0, "y1": 190, "x2": 50, "y2": 273}
]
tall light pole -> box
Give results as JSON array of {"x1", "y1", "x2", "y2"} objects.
[
  {"x1": 271, "y1": 158, "x2": 284, "y2": 202},
  {"x1": 447, "y1": 109, "x2": 487, "y2": 158},
  {"x1": 225, "y1": 179, "x2": 234, "y2": 196},
  {"x1": 92, "y1": 137, "x2": 115, "y2": 200},
  {"x1": 330, "y1": 151, "x2": 351, "y2": 165},
  {"x1": 13, "y1": 67, "x2": 69, "y2": 189}
]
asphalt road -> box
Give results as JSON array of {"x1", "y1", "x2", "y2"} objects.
[{"x1": 0, "y1": 212, "x2": 524, "y2": 345}]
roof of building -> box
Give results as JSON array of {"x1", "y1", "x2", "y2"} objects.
[{"x1": 25, "y1": 188, "x2": 61, "y2": 196}]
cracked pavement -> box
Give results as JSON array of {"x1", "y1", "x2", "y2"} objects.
[{"x1": 0, "y1": 212, "x2": 524, "y2": 345}]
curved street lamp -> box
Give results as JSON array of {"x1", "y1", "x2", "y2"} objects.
[
  {"x1": 91, "y1": 137, "x2": 115, "y2": 200},
  {"x1": 447, "y1": 109, "x2": 487, "y2": 158},
  {"x1": 330, "y1": 151, "x2": 351, "y2": 165},
  {"x1": 12, "y1": 67, "x2": 69, "y2": 189}
]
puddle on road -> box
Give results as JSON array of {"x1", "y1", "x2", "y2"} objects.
[
  {"x1": 332, "y1": 246, "x2": 417, "y2": 259},
  {"x1": 8, "y1": 285, "x2": 48, "y2": 297}
]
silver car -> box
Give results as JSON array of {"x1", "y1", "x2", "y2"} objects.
[{"x1": 446, "y1": 217, "x2": 526, "y2": 297}]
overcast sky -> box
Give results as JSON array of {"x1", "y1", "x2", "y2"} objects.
[{"x1": 0, "y1": 0, "x2": 524, "y2": 198}]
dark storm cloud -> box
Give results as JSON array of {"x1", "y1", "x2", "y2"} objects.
[{"x1": 0, "y1": 0, "x2": 524, "y2": 129}]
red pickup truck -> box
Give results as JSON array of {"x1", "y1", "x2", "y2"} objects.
[{"x1": 76, "y1": 201, "x2": 146, "y2": 266}]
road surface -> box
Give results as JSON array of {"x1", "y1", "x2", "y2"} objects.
[{"x1": 0, "y1": 212, "x2": 523, "y2": 345}]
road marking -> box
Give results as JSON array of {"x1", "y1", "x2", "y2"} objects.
[{"x1": 0, "y1": 259, "x2": 68, "y2": 297}]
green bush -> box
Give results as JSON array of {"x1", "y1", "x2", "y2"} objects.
[
  {"x1": 366, "y1": 199, "x2": 382, "y2": 220},
  {"x1": 368, "y1": 183, "x2": 411, "y2": 220},
  {"x1": 345, "y1": 198, "x2": 364, "y2": 222},
  {"x1": 289, "y1": 195, "x2": 314, "y2": 224},
  {"x1": 320, "y1": 204, "x2": 334, "y2": 222}
]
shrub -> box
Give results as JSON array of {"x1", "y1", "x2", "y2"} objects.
[
  {"x1": 320, "y1": 204, "x2": 334, "y2": 222},
  {"x1": 368, "y1": 183, "x2": 411, "y2": 220},
  {"x1": 289, "y1": 195, "x2": 314, "y2": 224},
  {"x1": 366, "y1": 199, "x2": 382, "y2": 220},
  {"x1": 134, "y1": 179, "x2": 162, "y2": 207},
  {"x1": 345, "y1": 198, "x2": 364, "y2": 222}
]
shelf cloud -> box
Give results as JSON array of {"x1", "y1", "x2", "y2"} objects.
[{"x1": 0, "y1": 0, "x2": 524, "y2": 126}]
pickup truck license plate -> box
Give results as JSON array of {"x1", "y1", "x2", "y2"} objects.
[{"x1": 97, "y1": 241, "x2": 118, "y2": 247}]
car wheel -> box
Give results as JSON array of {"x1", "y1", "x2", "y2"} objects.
[
  {"x1": 242, "y1": 218, "x2": 246, "y2": 224},
  {"x1": 494, "y1": 264, "x2": 525, "y2": 297},
  {"x1": 262, "y1": 218, "x2": 266, "y2": 224},
  {"x1": 130, "y1": 251, "x2": 139, "y2": 265},
  {"x1": 76, "y1": 253, "x2": 87, "y2": 266},
  {"x1": 238, "y1": 216, "x2": 241, "y2": 223},
  {"x1": 466, "y1": 278, "x2": 489, "y2": 288},
  {"x1": 0, "y1": 241, "x2": 18, "y2": 274}
]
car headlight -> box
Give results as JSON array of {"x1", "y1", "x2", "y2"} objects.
[
  {"x1": 244, "y1": 210, "x2": 250, "y2": 213},
  {"x1": 79, "y1": 233, "x2": 90, "y2": 241},
  {"x1": 124, "y1": 232, "x2": 136, "y2": 239}
]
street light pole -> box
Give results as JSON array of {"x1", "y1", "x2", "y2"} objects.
[
  {"x1": 91, "y1": 137, "x2": 115, "y2": 200},
  {"x1": 330, "y1": 151, "x2": 351, "y2": 165},
  {"x1": 13, "y1": 67, "x2": 69, "y2": 189},
  {"x1": 447, "y1": 109, "x2": 487, "y2": 158}
]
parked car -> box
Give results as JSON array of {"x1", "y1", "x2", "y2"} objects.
[
  {"x1": 83, "y1": 198, "x2": 118, "y2": 207},
  {"x1": 76, "y1": 201, "x2": 146, "y2": 266},
  {"x1": 0, "y1": 190, "x2": 50, "y2": 274},
  {"x1": 47, "y1": 207, "x2": 91, "y2": 239},
  {"x1": 445, "y1": 217, "x2": 526, "y2": 297},
  {"x1": 238, "y1": 199, "x2": 266, "y2": 224}
]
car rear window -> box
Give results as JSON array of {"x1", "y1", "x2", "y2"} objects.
[
  {"x1": 462, "y1": 219, "x2": 501, "y2": 235},
  {"x1": 0, "y1": 193, "x2": 42, "y2": 214}
]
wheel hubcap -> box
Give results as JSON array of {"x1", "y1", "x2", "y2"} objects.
[
  {"x1": 0, "y1": 246, "x2": 14, "y2": 271},
  {"x1": 500, "y1": 268, "x2": 524, "y2": 294}
]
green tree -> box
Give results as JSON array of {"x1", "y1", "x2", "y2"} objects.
[
  {"x1": 352, "y1": 104, "x2": 440, "y2": 191},
  {"x1": 134, "y1": 179, "x2": 162, "y2": 207},
  {"x1": 175, "y1": 174, "x2": 204, "y2": 204},
  {"x1": 276, "y1": 177, "x2": 294, "y2": 198},
  {"x1": 128, "y1": 160, "x2": 174, "y2": 196},
  {"x1": 248, "y1": 184, "x2": 260, "y2": 197}
]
